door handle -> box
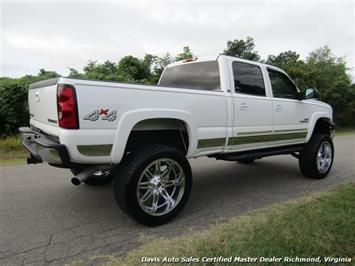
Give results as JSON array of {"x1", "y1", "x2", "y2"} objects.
[
  {"x1": 275, "y1": 104, "x2": 283, "y2": 111},
  {"x1": 239, "y1": 103, "x2": 248, "y2": 111}
]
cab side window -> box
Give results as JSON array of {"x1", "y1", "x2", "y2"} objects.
[
  {"x1": 232, "y1": 62, "x2": 266, "y2": 96},
  {"x1": 267, "y1": 69, "x2": 299, "y2": 99}
]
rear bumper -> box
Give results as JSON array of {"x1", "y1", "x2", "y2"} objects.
[{"x1": 19, "y1": 127, "x2": 71, "y2": 167}]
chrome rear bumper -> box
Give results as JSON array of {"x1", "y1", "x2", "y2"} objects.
[{"x1": 19, "y1": 127, "x2": 71, "y2": 167}]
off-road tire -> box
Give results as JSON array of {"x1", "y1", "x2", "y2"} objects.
[
  {"x1": 113, "y1": 144, "x2": 192, "y2": 226},
  {"x1": 299, "y1": 134, "x2": 334, "y2": 179}
]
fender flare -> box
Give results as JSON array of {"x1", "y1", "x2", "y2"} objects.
[
  {"x1": 306, "y1": 112, "x2": 332, "y2": 142},
  {"x1": 110, "y1": 109, "x2": 197, "y2": 164}
]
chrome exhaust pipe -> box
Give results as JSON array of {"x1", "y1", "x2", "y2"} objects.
[{"x1": 71, "y1": 166, "x2": 108, "y2": 186}]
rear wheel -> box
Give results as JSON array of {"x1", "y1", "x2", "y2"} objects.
[
  {"x1": 299, "y1": 134, "x2": 334, "y2": 179},
  {"x1": 113, "y1": 144, "x2": 192, "y2": 226},
  {"x1": 70, "y1": 167, "x2": 113, "y2": 186}
]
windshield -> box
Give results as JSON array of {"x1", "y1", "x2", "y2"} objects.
[{"x1": 159, "y1": 61, "x2": 221, "y2": 91}]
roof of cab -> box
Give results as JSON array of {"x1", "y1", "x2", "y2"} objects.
[
  {"x1": 166, "y1": 54, "x2": 287, "y2": 76},
  {"x1": 166, "y1": 55, "x2": 219, "y2": 68}
]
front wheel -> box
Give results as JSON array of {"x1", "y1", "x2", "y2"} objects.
[
  {"x1": 299, "y1": 134, "x2": 334, "y2": 179},
  {"x1": 113, "y1": 144, "x2": 192, "y2": 226}
]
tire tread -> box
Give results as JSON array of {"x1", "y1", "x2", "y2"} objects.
[
  {"x1": 113, "y1": 144, "x2": 192, "y2": 225},
  {"x1": 299, "y1": 134, "x2": 334, "y2": 179}
]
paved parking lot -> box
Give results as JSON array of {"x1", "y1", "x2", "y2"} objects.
[{"x1": 1, "y1": 134, "x2": 354, "y2": 266}]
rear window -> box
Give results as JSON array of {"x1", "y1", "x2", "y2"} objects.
[
  {"x1": 159, "y1": 61, "x2": 221, "y2": 91},
  {"x1": 233, "y1": 62, "x2": 265, "y2": 96}
]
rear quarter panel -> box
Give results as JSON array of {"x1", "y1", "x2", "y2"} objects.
[{"x1": 69, "y1": 80, "x2": 228, "y2": 164}]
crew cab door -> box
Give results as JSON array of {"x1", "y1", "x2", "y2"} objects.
[
  {"x1": 267, "y1": 68, "x2": 308, "y2": 144},
  {"x1": 229, "y1": 61, "x2": 274, "y2": 150}
]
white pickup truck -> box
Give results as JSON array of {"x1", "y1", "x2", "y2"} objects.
[{"x1": 20, "y1": 55, "x2": 335, "y2": 225}]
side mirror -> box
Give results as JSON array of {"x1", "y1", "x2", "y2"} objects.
[{"x1": 304, "y1": 88, "x2": 320, "y2": 100}]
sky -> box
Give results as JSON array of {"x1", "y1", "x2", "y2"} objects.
[{"x1": 1, "y1": 0, "x2": 354, "y2": 79}]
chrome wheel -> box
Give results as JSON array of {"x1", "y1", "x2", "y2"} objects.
[
  {"x1": 136, "y1": 158, "x2": 185, "y2": 216},
  {"x1": 316, "y1": 141, "x2": 333, "y2": 174}
]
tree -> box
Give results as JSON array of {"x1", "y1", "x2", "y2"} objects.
[
  {"x1": 83, "y1": 60, "x2": 120, "y2": 81},
  {"x1": 304, "y1": 46, "x2": 354, "y2": 126},
  {"x1": 175, "y1": 46, "x2": 194, "y2": 61},
  {"x1": 68, "y1": 68, "x2": 85, "y2": 79},
  {"x1": 266, "y1": 46, "x2": 354, "y2": 127},
  {"x1": 266, "y1": 50, "x2": 308, "y2": 89},
  {"x1": 266, "y1": 50, "x2": 300, "y2": 67},
  {"x1": 151, "y1": 53, "x2": 174, "y2": 84},
  {"x1": 0, "y1": 69, "x2": 60, "y2": 136},
  {"x1": 223, "y1": 37, "x2": 260, "y2": 61},
  {"x1": 83, "y1": 60, "x2": 97, "y2": 73},
  {"x1": 117, "y1": 55, "x2": 152, "y2": 83}
]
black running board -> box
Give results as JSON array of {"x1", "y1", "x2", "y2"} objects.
[{"x1": 211, "y1": 144, "x2": 304, "y2": 161}]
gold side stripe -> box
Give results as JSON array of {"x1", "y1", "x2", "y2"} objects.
[
  {"x1": 273, "y1": 131, "x2": 308, "y2": 140},
  {"x1": 198, "y1": 131, "x2": 308, "y2": 148},
  {"x1": 237, "y1": 130, "x2": 273, "y2": 136},
  {"x1": 274, "y1": 129, "x2": 307, "y2": 133},
  {"x1": 273, "y1": 132, "x2": 307, "y2": 141},
  {"x1": 77, "y1": 144, "x2": 113, "y2": 156},
  {"x1": 229, "y1": 134, "x2": 272, "y2": 145},
  {"x1": 197, "y1": 138, "x2": 226, "y2": 148},
  {"x1": 228, "y1": 132, "x2": 307, "y2": 146}
]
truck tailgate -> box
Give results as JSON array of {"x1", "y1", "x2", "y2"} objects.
[{"x1": 28, "y1": 78, "x2": 59, "y2": 127}]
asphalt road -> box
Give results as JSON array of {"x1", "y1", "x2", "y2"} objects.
[{"x1": 1, "y1": 135, "x2": 354, "y2": 266}]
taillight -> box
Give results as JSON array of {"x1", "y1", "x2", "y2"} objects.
[{"x1": 57, "y1": 84, "x2": 79, "y2": 129}]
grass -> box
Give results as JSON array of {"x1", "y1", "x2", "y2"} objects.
[
  {"x1": 0, "y1": 135, "x2": 27, "y2": 166},
  {"x1": 336, "y1": 127, "x2": 355, "y2": 135},
  {"x1": 69, "y1": 182, "x2": 355, "y2": 266}
]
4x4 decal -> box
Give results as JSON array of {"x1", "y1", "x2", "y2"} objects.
[{"x1": 83, "y1": 109, "x2": 117, "y2": 121}]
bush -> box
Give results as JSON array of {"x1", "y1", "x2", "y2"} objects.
[
  {"x1": 0, "y1": 78, "x2": 29, "y2": 136},
  {"x1": 0, "y1": 70, "x2": 59, "y2": 136},
  {"x1": 1, "y1": 135, "x2": 23, "y2": 151},
  {"x1": 0, "y1": 135, "x2": 28, "y2": 162}
]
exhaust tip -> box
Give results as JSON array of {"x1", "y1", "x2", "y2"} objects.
[
  {"x1": 70, "y1": 166, "x2": 111, "y2": 186},
  {"x1": 71, "y1": 177, "x2": 81, "y2": 186}
]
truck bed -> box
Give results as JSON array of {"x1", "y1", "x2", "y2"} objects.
[{"x1": 28, "y1": 77, "x2": 228, "y2": 164}]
